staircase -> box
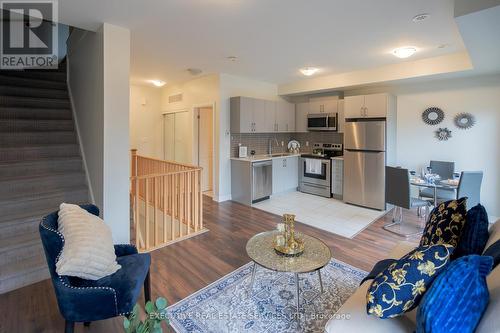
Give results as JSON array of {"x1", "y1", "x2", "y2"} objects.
[{"x1": 0, "y1": 64, "x2": 90, "y2": 294}]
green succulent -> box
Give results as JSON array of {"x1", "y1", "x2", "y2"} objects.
[{"x1": 124, "y1": 297, "x2": 169, "y2": 333}]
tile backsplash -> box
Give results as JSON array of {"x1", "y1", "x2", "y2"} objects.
[{"x1": 231, "y1": 132, "x2": 343, "y2": 157}]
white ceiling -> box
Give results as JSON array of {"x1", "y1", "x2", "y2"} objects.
[{"x1": 58, "y1": 0, "x2": 466, "y2": 86}]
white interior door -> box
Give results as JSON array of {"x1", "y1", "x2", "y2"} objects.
[
  {"x1": 163, "y1": 113, "x2": 175, "y2": 160},
  {"x1": 198, "y1": 107, "x2": 213, "y2": 192}
]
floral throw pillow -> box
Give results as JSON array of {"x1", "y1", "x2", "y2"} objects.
[
  {"x1": 366, "y1": 244, "x2": 454, "y2": 319},
  {"x1": 420, "y1": 198, "x2": 467, "y2": 248}
]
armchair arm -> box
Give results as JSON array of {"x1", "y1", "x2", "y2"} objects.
[
  {"x1": 114, "y1": 244, "x2": 138, "y2": 257},
  {"x1": 55, "y1": 283, "x2": 118, "y2": 322}
]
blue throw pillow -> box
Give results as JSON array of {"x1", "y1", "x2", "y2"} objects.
[
  {"x1": 420, "y1": 198, "x2": 467, "y2": 248},
  {"x1": 416, "y1": 255, "x2": 493, "y2": 333},
  {"x1": 366, "y1": 244, "x2": 454, "y2": 319},
  {"x1": 453, "y1": 204, "x2": 490, "y2": 259}
]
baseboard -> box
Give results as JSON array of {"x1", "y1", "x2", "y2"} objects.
[
  {"x1": 214, "y1": 194, "x2": 232, "y2": 202},
  {"x1": 66, "y1": 57, "x2": 95, "y2": 205}
]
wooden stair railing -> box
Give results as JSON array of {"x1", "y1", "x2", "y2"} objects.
[{"x1": 130, "y1": 149, "x2": 207, "y2": 252}]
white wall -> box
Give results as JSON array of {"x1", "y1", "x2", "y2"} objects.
[
  {"x1": 130, "y1": 85, "x2": 163, "y2": 159},
  {"x1": 68, "y1": 24, "x2": 131, "y2": 243},
  {"x1": 102, "y1": 23, "x2": 131, "y2": 243},
  {"x1": 346, "y1": 74, "x2": 500, "y2": 219}
]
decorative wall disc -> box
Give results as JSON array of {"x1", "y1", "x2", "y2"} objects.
[
  {"x1": 422, "y1": 107, "x2": 444, "y2": 125},
  {"x1": 435, "y1": 127, "x2": 452, "y2": 141},
  {"x1": 454, "y1": 112, "x2": 475, "y2": 129}
]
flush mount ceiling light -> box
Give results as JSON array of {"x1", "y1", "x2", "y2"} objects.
[
  {"x1": 227, "y1": 56, "x2": 238, "y2": 62},
  {"x1": 150, "y1": 80, "x2": 166, "y2": 87},
  {"x1": 412, "y1": 13, "x2": 430, "y2": 22},
  {"x1": 392, "y1": 47, "x2": 417, "y2": 59},
  {"x1": 300, "y1": 67, "x2": 319, "y2": 76},
  {"x1": 187, "y1": 68, "x2": 202, "y2": 76}
]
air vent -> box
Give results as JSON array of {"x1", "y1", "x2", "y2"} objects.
[{"x1": 168, "y1": 93, "x2": 183, "y2": 103}]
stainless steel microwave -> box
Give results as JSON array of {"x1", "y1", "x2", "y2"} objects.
[{"x1": 307, "y1": 113, "x2": 338, "y2": 131}]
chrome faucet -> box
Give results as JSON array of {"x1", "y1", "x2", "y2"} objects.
[{"x1": 268, "y1": 137, "x2": 280, "y2": 155}]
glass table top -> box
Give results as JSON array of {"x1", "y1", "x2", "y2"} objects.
[{"x1": 245, "y1": 231, "x2": 332, "y2": 273}]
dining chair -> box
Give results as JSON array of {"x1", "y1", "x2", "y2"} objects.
[
  {"x1": 420, "y1": 160, "x2": 456, "y2": 202},
  {"x1": 384, "y1": 166, "x2": 431, "y2": 238},
  {"x1": 457, "y1": 171, "x2": 483, "y2": 208}
]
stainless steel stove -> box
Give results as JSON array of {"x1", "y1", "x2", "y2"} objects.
[{"x1": 299, "y1": 143, "x2": 343, "y2": 197}]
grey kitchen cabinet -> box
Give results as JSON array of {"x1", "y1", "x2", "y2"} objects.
[
  {"x1": 231, "y1": 96, "x2": 295, "y2": 133},
  {"x1": 337, "y1": 99, "x2": 345, "y2": 133},
  {"x1": 309, "y1": 97, "x2": 338, "y2": 114},
  {"x1": 272, "y1": 156, "x2": 299, "y2": 194},
  {"x1": 276, "y1": 101, "x2": 295, "y2": 132},
  {"x1": 344, "y1": 93, "x2": 388, "y2": 118},
  {"x1": 230, "y1": 96, "x2": 254, "y2": 133},
  {"x1": 230, "y1": 96, "x2": 268, "y2": 133},
  {"x1": 295, "y1": 102, "x2": 309, "y2": 133}
]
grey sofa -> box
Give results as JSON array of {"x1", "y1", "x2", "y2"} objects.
[{"x1": 325, "y1": 219, "x2": 500, "y2": 333}]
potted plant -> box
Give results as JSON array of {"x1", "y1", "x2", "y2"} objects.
[{"x1": 124, "y1": 297, "x2": 169, "y2": 333}]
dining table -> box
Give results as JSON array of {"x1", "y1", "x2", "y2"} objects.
[{"x1": 410, "y1": 177, "x2": 459, "y2": 205}]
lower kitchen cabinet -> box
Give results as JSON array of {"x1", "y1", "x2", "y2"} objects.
[{"x1": 272, "y1": 156, "x2": 299, "y2": 194}]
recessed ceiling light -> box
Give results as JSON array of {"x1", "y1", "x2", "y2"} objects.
[
  {"x1": 150, "y1": 80, "x2": 166, "y2": 87},
  {"x1": 187, "y1": 68, "x2": 202, "y2": 76},
  {"x1": 392, "y1": 47, "x2": 417, "y2": 59},
  {"x1": 300, "y1": 67, "x2": 319, "y2": 76},
  {"x1": 412, "y1": 13, "x2": 430, "y2": 22},
  {"x1": 227, "y1": 56, "x2": 238, "y2": 62}
]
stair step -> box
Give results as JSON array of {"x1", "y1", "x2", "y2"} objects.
[
  {"x1": 0, "y1": 172, "x2": 87, "y2": 200},
  {"x1": 0, "y1": 96, "x2": 70, "y2": 109},
  {"x1": 0, "y1": 119, "x2": 74, "y2": 132},
  {"x1": 0, "y1": 144, "x2": 80, "y2": 162},
  {"x1": 0, "y1": 253, "x2": 47, "y2": 280},
  {"x1": 0, "y1": 187, "x2": 89, "y2": 222},
  {"x1": 0, "y1": 85, "x2": 68, "y2": 100},
  {"x1": 0, "y1": 214, "x2": 42, "y2": 240},
  {"x1": 0, "y1": 106, "x2": 72, "y2": 120},
  {"x1": 0, "y1": 232, "x2": 43, "y2": 265},
  {"x1": 0, "y1": 131, "x2": 77, "y2": 146},
  {"x1": 0, "y1": 259, "x2": 49, "y2": 294},
  {"x1": 0, "y1": 75, "x2": 67, "y2": 90},
  {"x1": 0, "y1": 157, "x2": 83, "y2": 178},
  {"x1": 0, "y1": 70, "x2": 66, "y2": 82}
]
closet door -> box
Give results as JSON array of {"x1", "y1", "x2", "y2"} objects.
[
  {"x1": 174, "y1": 111, "x2": 190, "y2": 164},
  {"x1": 163, "y1": 113, "x2": 175, "y2": 160}
]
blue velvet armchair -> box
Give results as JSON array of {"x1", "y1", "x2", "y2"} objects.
[{"x1": 39, "y1": 204, "x2": 151, "y2": 333}]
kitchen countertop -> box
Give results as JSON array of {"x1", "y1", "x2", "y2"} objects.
[
  {"x1": 331, "y1": 156, "x2": 344, "y2": 160},
  {"x1": 231, "y1": 153, "x2": 301, "y2": 163}
]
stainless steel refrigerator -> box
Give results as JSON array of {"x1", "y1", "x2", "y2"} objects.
[{"x1": 343, "y1": 119, "x2": 386, "y2": 210}]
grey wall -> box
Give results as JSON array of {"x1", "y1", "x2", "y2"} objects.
[
  {"x1": 67, "y1": 24, "x2": 131, "y2": 243},
  {"x1": 67, "y1": 28, "x2": 104, "y2": 210}
]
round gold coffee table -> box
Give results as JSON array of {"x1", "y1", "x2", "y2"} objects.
[{"x1": 245, "y1": 231, "x2": 332, "y2": 314}]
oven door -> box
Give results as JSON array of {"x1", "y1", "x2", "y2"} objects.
[
  {"x1": 307, "y1": 114, "x2": 328, "y2": 131},
  {"x1": 300, "y1": 158, "x2": 331, "y2": 186}
]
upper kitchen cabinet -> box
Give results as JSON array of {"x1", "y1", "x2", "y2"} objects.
[
  {"x1": 276, "y1": 101, "x2": 295, "y2": 132},
  {"x1": 295, "y1": 102, "x2": 309, "y2": 133},
  {"x1": 344, "y1": 93, "x2": 389, "y2": 118},
  {"x1": 230, "y1": 96, "x2": 295, "y2": 133},
  {"x1": 230, "y1": 96, "x2": 254, "y2": 133},
  {"x1": 309, "y1": 97, "x2": 338, "y2": 114}
]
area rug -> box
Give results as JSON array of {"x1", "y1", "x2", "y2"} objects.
[{"x1": 167, "y1": 259, "x2": 367, "y2": 333}]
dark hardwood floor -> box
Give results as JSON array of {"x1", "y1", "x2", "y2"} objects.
[{"x1": 0, "y1": 196, "x2": 421, "y2": 333}]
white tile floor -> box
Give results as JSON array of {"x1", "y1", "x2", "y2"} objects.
[{"x1": 253, "y1": 191, "x2": 388, "y2": 238}]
